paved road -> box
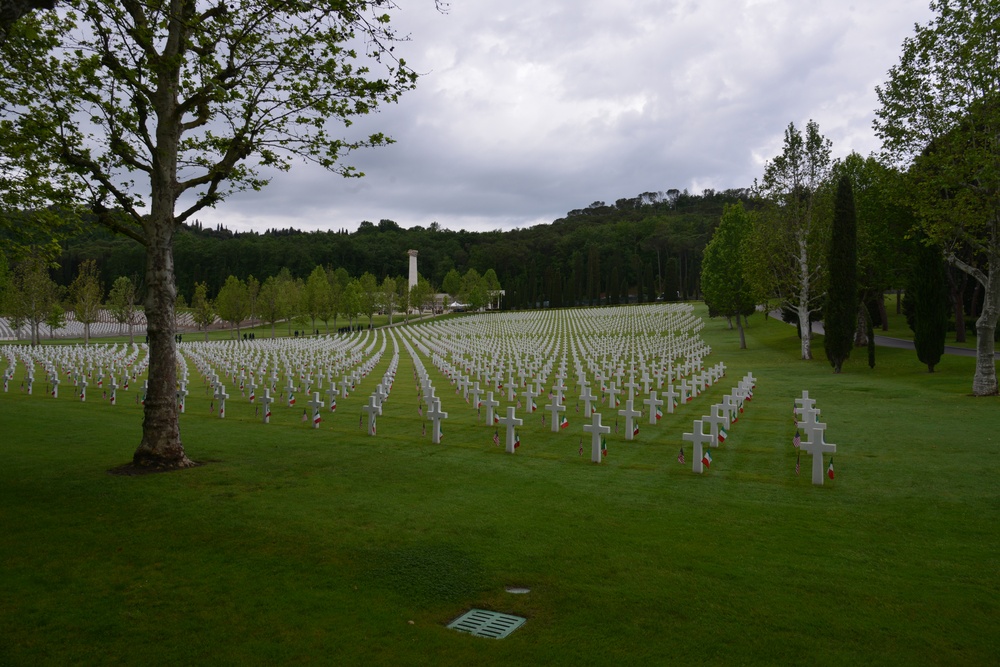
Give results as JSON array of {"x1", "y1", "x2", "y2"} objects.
[{"x1": 780, "y1": 313, "x2": 1000, "y2": 359}]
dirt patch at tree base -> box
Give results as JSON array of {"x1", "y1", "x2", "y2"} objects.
[{"x1": 107, "y1": 460, "x2": 213, "y2": 476}]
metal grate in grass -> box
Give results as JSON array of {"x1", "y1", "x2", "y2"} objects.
[{"x1": 447, "y1": 609, "x2": 525, "y2": 639}]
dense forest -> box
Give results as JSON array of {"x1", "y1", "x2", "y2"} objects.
[{"x1": 50, "y1": 188, "x2": 752, "y2": 310}]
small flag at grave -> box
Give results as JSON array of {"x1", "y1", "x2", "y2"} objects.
[
  {"x1": 579, "y1": 438, "x2": 583, "y2": 456},
  {"x1": 439, "y1": 426, "x2": 444, "y2": 441},
  {"x1": 718, "y1": 426, "x2": 728, "y2": 443},
  {"x1": 601, "y1": 437, "x2": 607, "y2": 459},
  {"x1": 795, "y1": 452, "x2": 801, "y2": 476},
  {"x1": 514, "y1": 432, "x2": 520, "y2": 449},
  {"x1": 633, "y1": 423, "x2": 640, "y2": 437},
  {"x1": 493, "y1": 413, "x2": 500, "y2": 424},
  {"x1": 827, "y1": 457, "x2": 835, "y2": 480},
  {"x1": 493, "y1": 429, "x2": 500, "y2": 446},
  {"x1": 331, "y1": 399, "x2": 337, "y2": 412},
  {"x1": 372, "y1": 417, "x2": 377, "y2": 436},
  {"x1": 560, "y1": 416, "x2": 569, "y2": 429},
  {"x1": 793, "y1": 430, "x2": 801, "y2": 448},
  {"x1": 289, "y1": 392, "x2": 296, "y2": 406},
  {"x1": 313, "y1": 411, "x2": 321, "y2": 427},
  {"x1": 302, "y1": 410, "x2": 308, "y2": 422},
  {"x1": 655, "y1": 408, "x2": 662, "y2": 421},
  {"x1": 678, "y1": 447, "x2": 685, "y2": 464},
  {"x1": 702, "y1": 449, "x2": 712, "y2": 468}
]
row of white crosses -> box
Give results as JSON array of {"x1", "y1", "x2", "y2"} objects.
[
  {"x1": 399, "y1": 306, "x2": 715, "y2": 433},
  {"x1": 391, "y1": 305, "x2": 724, "y2": 460},
  {"x1": 794, "y1": 390, "x2": 837, "y2": 486},
  {"x1": 0, "y1": 343, "x2": 148, "y2": 404},
  {"x1": 683, "y1": 372, "x2": 756, "y2": 474},
  {"x1": 178, "y1": 330, "x2": 388, "y2": 423}
]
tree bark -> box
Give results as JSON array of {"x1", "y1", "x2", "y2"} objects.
[
  {"x1": 797, "y1": 233, "x2": 812, "y2": 360},
  {"x1": 132, "y1": 220, "x2": 192, "y2": 469},
  {"x1": 971, "y1": 258, "x2": 999, "y2": 396}
]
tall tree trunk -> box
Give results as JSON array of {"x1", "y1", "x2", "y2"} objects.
[
  {"x1": 854, "y1": 301, "x2": 869, "y2": 347},
  {"x1": 797, "y1": 234, "x2": 812, "y2": 360},
  {"x1": 971, "y1": 261, "x2": 999, "y2": 396},
  {"x1": 133, "y1": 220, "x2": 192, "y2": 468}
]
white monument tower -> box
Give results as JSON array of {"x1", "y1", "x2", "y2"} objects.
[{"x1": 407, "y1": 249, "x2": 418, "y2": 289}]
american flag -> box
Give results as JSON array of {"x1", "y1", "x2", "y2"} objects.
[
  {"x1": 493, "y1": 429, "x2": 500, "y2": 446},
  {"x1": 793, "y1": 430, "x2": 801, "y2": 448},
  {"x1": 795, "y1": 452, "x2": 801, "y2": 476},
  {"x1": 678, "y1": 448, "x2": 685, "y2": 464}
]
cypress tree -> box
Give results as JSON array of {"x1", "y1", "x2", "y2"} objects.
[
  {"x1": 824, "y1": 174, "x2": 859, "y2": 372},
  {"x1": 903, "y1": 242, "x2": 949, "y2": 372}
]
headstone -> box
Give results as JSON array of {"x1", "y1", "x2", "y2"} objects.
[
  {"x1": 583, "y1": 411, "x2": 611, "y2": 463},
  {"x1": 308, "y1": 392, "x2": 324, "y2": 429},
  {"x1": 682, "y1": 419, "x2": 714, "y2": 474},
  {"x1": 214, "y1": 383, "x2": 229, "y2": 419},
  {"x1": 643, "y1": 391, "x2": 663, "y2": 425},
  {"x1": 426, "y1": 398, "x2": 448, "y2": 444},
  {"x1": 618, "y1": 399, "x2": 641, "y2": 441},
  {"x1": 261, "y1": 388, "x2": 273, "y2": 424},
  {"x1": 496, "y1": 406, "x2": 524, "y2": 454}
]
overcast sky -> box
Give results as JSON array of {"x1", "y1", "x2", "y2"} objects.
[{"x1": 196, "y1": 0, "x2": 935, "y2": 235}]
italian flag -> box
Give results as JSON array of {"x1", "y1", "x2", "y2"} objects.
[
  {"x1": 330, "y1": 399, "x2": 337, "y2": 412},
  {"x1": 288, "y1": 393, "x2": 296, "y2": 406},
  {"x1": 560, "y1": 416, "x2": 569, "y2": 429},
  {"x1": 702, "y1": 449, "x2": 713, "y2": 468},
  {"x1": 655, "y1": 408, "x2": 662, "y2": 421},
  {"x1": 513, "y1": 432, "x2": 520, "y2": 449},
  {"x1": 249, "y1": 389, "x2": 255, "y2": 402},
  {"x1": 718, "y1": 426, "x2": 728, "y2": 443},
  {"x1": 632, "y1": 424, "x2": 640, "y2": 437},
  {"x1": 493, "y1": 413, "x2": 500, "y2": 424},
  {"x1": 827, "y1": 458, "x2": 835, "y2": 480},
  {"x1": 601, "y1": 437, "x2": 607, "y2": 458},
  {"x1": 313, "y1": 411, "x2": 321, "y2": 427}
]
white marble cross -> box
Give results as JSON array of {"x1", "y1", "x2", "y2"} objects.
[
  {"x1": 546, "y1": 397, "x2": 567, "y2": 432},
  {"x1": 76, "y1": 374, "x2": 88, "y2": 402},
  {"x1": 618, "y1": 399, "x2": 642, "y2": 441},
  {"x1": 682, "y1": 419, "x2": 714, "y2": 474},
  {"x1": 700, "y1": 407, "x2": 725, "y2": 447},
  {"x1": 214, "y1": 383, "x2": 229, "y2": 419},
  {"x1": 643, "y1": 391, "x2": 663, "y2": 425},
  {"x1": 522, "y1": 384, "x2": 538, "y2": 413},
  {"x1": 579, "y1": 384, "x2": 597, "y2": 416},
  {"x1": 307, "y1": 392, "x2": 324, "y2": 429},
  {"x1": 427, "y1": 398, "x2": 448, "y2": 444},
  {"x1": 481, "y1": 391, "x2": 500, "y2": 425},
  {"x1": 176, "y1": 381, "x2": 187, "y2": 413},
  {"x1": 261, "y1": 388, "x2": 274, "y2": 424},
  {"x1": 363, "y1": 394, "x2": 381, "y2": 436},
  {"x1": 797, "y1": 404, "x2": 836, "y2": 485},
  {"x1": 583, "y1": 411, "x2": 611, "y2": 463},
  {"x1": 108, "y1": 376, "x2": 118, "y2": 406},
  {"x1": 663, "y1": 384, "x2": 679, "y2": 414},
  {"x1": 496, "y1": 406, "x2": 524, "y2": 454}
]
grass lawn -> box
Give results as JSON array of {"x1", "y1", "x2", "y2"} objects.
[{"x1": 1, "y1": 306, "x2": 998, "y2": 665}]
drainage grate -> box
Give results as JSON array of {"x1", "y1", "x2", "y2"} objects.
[{"x1": 447, "y1": 609, "x2": 526, "y2": 639}]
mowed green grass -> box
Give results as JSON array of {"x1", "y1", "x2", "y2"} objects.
[{"x1": 1, "y1": 306, "x2": 998, "y2": 666}]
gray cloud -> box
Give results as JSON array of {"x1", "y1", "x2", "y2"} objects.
[{"x1": 194, "y1": 0, "x2": 935, "y2": 234}]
